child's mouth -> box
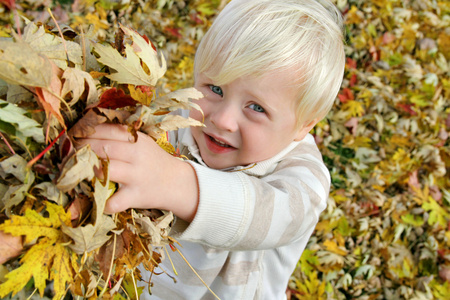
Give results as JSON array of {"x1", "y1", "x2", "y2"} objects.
[
  {"x1": 209, "y1": 135, "x2": 231, "y2": 148},
  {"x1": 203, "y1": 133, "x2": 236, "y2": 154}
]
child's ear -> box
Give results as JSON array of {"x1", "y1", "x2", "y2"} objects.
[{"x1": 294, "y1": 118, "x2": 319, "y2": 141}]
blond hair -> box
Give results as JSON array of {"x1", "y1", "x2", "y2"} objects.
[{"x1": 194, "y1": 0, "x2": 345, "y2": 126}]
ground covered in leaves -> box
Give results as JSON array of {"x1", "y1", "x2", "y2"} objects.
[{"x1": 0, "y1": 0, "x2": 449, "y2": 299}]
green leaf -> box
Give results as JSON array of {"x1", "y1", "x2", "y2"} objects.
[
  {"x1": 422, "y1": 196, "x2": 449, "y2": 227},
  {"x1": 0, "y1": 99, "x2": 44, "y2": 143}
]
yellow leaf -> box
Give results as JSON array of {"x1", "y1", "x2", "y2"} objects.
[
  {"x1": 0, "y1": 202, "x2": 77, "y2": 298},
  {"x1": 50, "y1": 243, "x2": 78, "y2": 299},
  {"x1": 156, "y1": 132, "x2": 176, "y2": 155},
  {"x1": 342, "y1": 100, "x2": 364, "y2": 117},
  {"x1": 0, "y1": 202, "x2": 69, "y2": 244},
  {"x1": 129, "y1": 85, "x2": 153, "y2": 106},
  {"x1": 0, "y1": 238, "x2": 52, "y2": 297},
  {"x1": 323, "y1": 239, "x2": 348, "y2": 256}
]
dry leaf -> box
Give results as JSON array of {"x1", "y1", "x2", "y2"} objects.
[{"x1": 56, "y1": 145, "x2": 100, "y2": 192}]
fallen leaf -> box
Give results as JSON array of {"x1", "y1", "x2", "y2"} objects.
[
  {"x1": 56, "y1": 145, "x2": 100, "y2": 192},
  {"x1": 61, "y1": 68, "x2": 99, "y2": 105}
]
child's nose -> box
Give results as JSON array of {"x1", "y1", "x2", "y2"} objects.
[{"x1": 209, "y1": 104, "x2": 239, "y2": 132}]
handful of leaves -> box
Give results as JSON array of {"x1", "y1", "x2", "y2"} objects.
[{"x1": 0, "y1": 20, "x2": 203, "y2": 299}]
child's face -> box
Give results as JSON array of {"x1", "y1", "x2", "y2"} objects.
[{"x1": 190, "y1": 71, "x2": 313, "y2": 169}]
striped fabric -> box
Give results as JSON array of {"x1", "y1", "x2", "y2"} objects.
[{"x1": 138, "y1": 111, "x2": 329, "y2": 299}]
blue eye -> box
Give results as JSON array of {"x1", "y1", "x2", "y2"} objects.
[
  {"x1": 209, "y1": 85, "x2": 223, "y2": 96},
  {"x1": 249, "y1": 103, "x2": 265, "y2": 113}
]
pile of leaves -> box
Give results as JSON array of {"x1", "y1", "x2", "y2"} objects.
[
  {"x1": 0, "y1": 2, "x2": 204, "y2": 299},
  {"x1": 289, "y1": 0, "x2": 450, "y2": 299},
  {"x1": 0, "y1": 0, "x2": 449, "y2": 299}
]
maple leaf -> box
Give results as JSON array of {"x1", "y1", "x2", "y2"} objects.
[
  {"x1": 150, "y1": 87, "x2": 203, "y2": 113},
  {"x1": 96, "y1": 87, "x2": 137, "y2": 109},
  {"x1": 61, "y1": 68, "x2": 99, "y2": 105},
  {"x1": 94, "y1": 25, "x2": 167, "y2": 86},
  {"x1": 0, "y1": 202, "x2": 77, "y2": 299},
  {"x1": 56, "y1": 144, "x2": 100, "y2": 192},
  {"x1": 156, "y1": 132, "x2": 176, "y2": 155},
  {"x1": 0, "y1": 155, "x2": 35, "y2": 213},
  {"x1": 67, "y1": 108, "x2": 107, "y2": 138},
  {"x1": 422, "y1": 196, "x2": 449, "y2": 228},
  {"x1": 34, "y1": 60, "x2": 66, "y2": 127},
  {"x1": 22, "y1": 22, "x2": 83, "y2": 70},
  {"x1": 130, "y1": 107, "x2": 204, "y2": 139},
  {"x1": 129, "y1": 84, "x2": 153, "y2": 106},
  {"x1": 132, "y1": 209, "x2": 173, "y2": 246},
  {"x1": 62, "y1": 163, "x2": 116, "y2": 254},
  {"x1": 0, "y1": 40, "x2": 52, "y2": 88}
]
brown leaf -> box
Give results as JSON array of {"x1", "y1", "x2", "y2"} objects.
[
  {"x1": 68, "y1": 109, "x2": 107, "y2": 139},
  {"x1": 34, "y1": 61, "x2": 65, "y2": 127},
  {"x1": 95, "y1": 234, "x2": 125, "y2": 278},
  {"x1": 96, "y1": 87, "x2": 137, "y2": 109},
  {"x1": 56, "y1": 145, "x2": 100, "y2": 192}
]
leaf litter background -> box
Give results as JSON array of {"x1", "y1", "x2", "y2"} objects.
[{"x1": 0, "y1": 0, "x2": 449, "y2": 299}]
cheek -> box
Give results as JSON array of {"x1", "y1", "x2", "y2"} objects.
[{"x1": 190, "y1": 100, "x2": 207, "y2": 122}]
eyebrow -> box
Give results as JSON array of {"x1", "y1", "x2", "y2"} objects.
[{"x1": 246, "y1": 87, "x2": 279, "y2": 113}]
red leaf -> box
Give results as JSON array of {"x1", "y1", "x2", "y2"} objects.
[
  {"x1": 346, "y1": 58, "x2": 357, "y2": 69},
  {"x1": 190, "y1": 13, "x2": 204, "y2": 25},
  {"x1": 396, "y1": 103, "x2": 417, "y2": 116},
  {"x1": 349, "y1": 73, "x2": 358, "y2": 87},
  {"x1": 164, "y1": 27, "x2": 182, "y2": 39},
  {"x1": 338, "y1": 88, "x2": 354, "y2": 103},
  {"x1": 0, "y1": 0, "x2": 15, "y2": 10},
  {"x1": 97, "y1": 88, "x2": 137, "y2": 109},
  {"x1": 382, "y1": 32, "x2": 396, "y2": 45},
  {"x1": 136, "y1": 85, "x2": 154, "y2": 98}
]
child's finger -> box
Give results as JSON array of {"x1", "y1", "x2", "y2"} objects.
[
  {"x1": 81, "y1": 139, "x2": 136, "y2": 162},
  {"x1": 104, "y1": 188, "x2": 132, "y2": 214},
  {"x1": 84, "y1": 123, "x2": 133, "y2": 141},
  {"x1": 106, "y1": 159, "x2": 133, "y2": 185}
]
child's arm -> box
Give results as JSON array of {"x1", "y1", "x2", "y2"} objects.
[
  {"x1": 172, "y1": 137, "x2": 329, "y2": 251},
  {"x1": 79, "y1": 124, "x2": 199, "y2": 222}
]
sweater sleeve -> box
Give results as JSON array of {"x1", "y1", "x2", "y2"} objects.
[{"x1": 171, "y1": 141, "x2": 330, "y2": 251}]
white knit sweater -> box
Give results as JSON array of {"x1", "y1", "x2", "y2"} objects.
[{"x1": 138, "y1": 112, "x2": 329, "y2": 300}]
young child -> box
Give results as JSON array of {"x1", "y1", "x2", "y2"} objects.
[{"x1": 2, "y1": 0, "x2": 345, "y2": 298}]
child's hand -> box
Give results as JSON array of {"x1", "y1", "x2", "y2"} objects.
[
  {"x1": 78, "y1": 124, "x2": 199, "y2": 222},
  {"x1": 0, "y1": 231, "x2": 22, "y2": 264}
]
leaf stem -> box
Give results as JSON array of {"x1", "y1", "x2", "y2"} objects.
[
  {"x1": 131, "y1": 270, "x2": 139, "y2": 300},
  {"x1": 164, "y1": 245, "x2": 178, "y2": 276},
  {"x1": 174, "y1": 247, "x2": 221, "y2": 300},
  {"x1": 27, "y1": 128, "x2": 66, "y2": 168},
  {"x1": 99, "y1": 214, "x2": 117, "y2": 298},
  {"x1": 0, "y1": 132, "x2": 16, "y2": 154}
]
